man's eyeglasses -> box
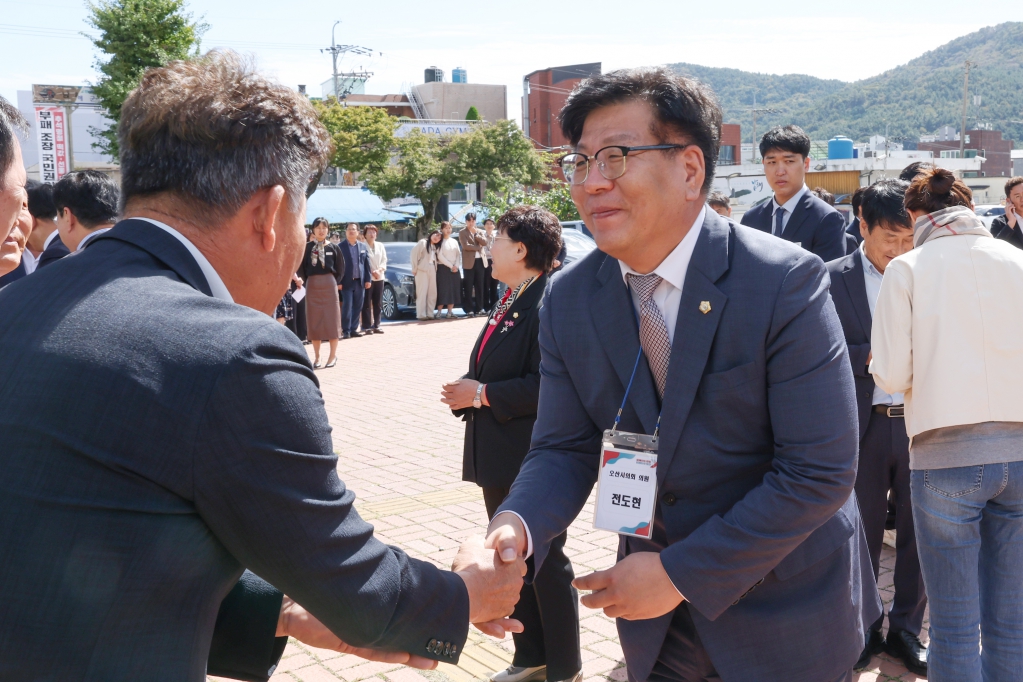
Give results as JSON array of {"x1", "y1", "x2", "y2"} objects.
[{"x1": 558, "y1": 144, "x2": 692, "y2": 185}]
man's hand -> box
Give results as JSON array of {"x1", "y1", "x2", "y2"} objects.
[
  {"x1": 337, "y1": 284, "x2": 343, "y2": 291},
  {"x1": 365, "y1": 281, "x2": 372, "y2": 289},
  {"x1": 573, "y1": 552, "x2": 684, "y2": 621},
  {"x1": 277, "y1": 596, "x2": 437, "y2": 669},
  {"x1": 485, "y1": 511, "x2": 528, "y2": 563},
  {"x1": 452, "y1": 536, "x2": 526, "y2": 638},
  {"x1": 1008, "y1": 205, "x2": 1018, "y2": 229},
  {"x1": 441, "y1": 379, "x2": 480, "y2": 410}
]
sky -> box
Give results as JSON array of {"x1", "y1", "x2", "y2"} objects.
[{"x1": 3, "y1": 0, "x2": 1020, "y2": 124}]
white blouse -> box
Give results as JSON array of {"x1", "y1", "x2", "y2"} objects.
[{"x1": 437, "y1": 237, "x2": 461, "y2": 269}]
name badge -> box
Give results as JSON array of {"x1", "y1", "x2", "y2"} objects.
[{"x1": 594, "y1": 429, "x2": 658, "y2": 538}]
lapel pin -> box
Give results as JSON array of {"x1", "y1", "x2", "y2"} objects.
[
  {"x1": 699, "y1": 301, "x2": 711, "y2": 314},
  {"x1": 513, "y1": 312, "x2": 519, "y2": 318}
]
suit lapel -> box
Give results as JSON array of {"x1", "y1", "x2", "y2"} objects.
[
  {"x1": 91, "y1": 219, "x2": 214, "y2": 297},
  {"x1": 589, "y1": 256, "x2": 659, "y2": 434},
  {"x1": 476, "y1": 274, "x2": 547, "y2": 373},
  {"x1": 780, "y1": 191, "x2": 812, "y2": 241},
  {"x1": 655, "y1": 212, "x2": 730, "y2": 478},
  {"x1": 841, "y1": 253, "x2": 873, "y2": 338}
]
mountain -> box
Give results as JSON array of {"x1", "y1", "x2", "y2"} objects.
[{"x1": 668, "y1": 22, "x2": 1023, "y2": 147}]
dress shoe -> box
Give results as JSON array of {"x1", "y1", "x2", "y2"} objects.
[
  {"x1": 855, "y1": 628, "x2": 885, "y2": 671},
  {"x1": 351, "y1": 331, "x2": 364, "y2": 337},
  {"x1": 373, "y1": 328, "x2": 383, "y2": 334},
  {"x1": 489, "y1": 666, "x2": 546, "y2": 682},
  {"x1": 886, "y1": 628, "x2": 928, "y2": 676},
  {"x1": 342, "y1": 333, "x2": 351, "y2": 339}
]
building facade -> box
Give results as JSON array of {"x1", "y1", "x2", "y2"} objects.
[
  {"x1": 918, "y1": 129, "x2": 1014, "y2": 178},
  {"x1": 522, "y1": 63, "x2": 601, "y2": 150},
  {"x1": 718, "y1": 124, "x2": 742, "y2": 166}
]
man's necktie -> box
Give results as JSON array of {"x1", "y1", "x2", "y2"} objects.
[
  {"x1": 774, "y1": 207, "x2": 786, "y2": 236},
  {"x1": 626, "y1": 273, "x2": 672, "y2": 399}
]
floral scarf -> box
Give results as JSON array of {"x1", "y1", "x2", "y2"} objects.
[
  {"x1": 914, "y1": 205, "x2": 991, "y2": 248},
  {"x1": 311, "y1": 240, "x2": 329, "y2": 268}
]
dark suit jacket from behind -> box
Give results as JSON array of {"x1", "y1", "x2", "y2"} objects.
[
  {"x1": 0, "y1": 256, "x2": 26, "y2": 287},
  {"x1": 740, "y1": 190, "x2": 847, "y2": 262},
  {"x1": 35, "y1": 233, "x2": 71, "y2": 269},
  {"x1": 338, "y1": 240, "x2": 372, "y2": 286},
  {"x1": 0, "y1": 219, "x2": 469, "y2": 681},
  {"x1": 991, "y1": 215, "x2": 1023, "y2": 250},
  {"x1": 498, "y1": 211, "x2": 880, "y2": 682},
  {"x1": 826, "y1": 252, "x2": 877, "y2": 441},
  {"x1": 456, "y1": 273, "x2": 547, "y2": 488}
]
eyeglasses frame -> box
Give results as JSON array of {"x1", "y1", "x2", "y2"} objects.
[{"x1": 558, "y1": 143, "x2": 692, "y2": 185}]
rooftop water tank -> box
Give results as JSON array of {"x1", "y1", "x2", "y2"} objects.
[
  {"x1": 452, "y1": 67, "x2": 467, "y2": 84},
  {"x1": 828, "y1": 136, "x2": 854, "y2": 160},
  {"x1": 424, "y1": 66, "x2": 444, "y2": 83}
]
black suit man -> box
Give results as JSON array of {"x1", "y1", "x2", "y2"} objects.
[
  {"x1": 0, "y1": 52, "x2": 523, "y2": 681},
  {"x1": 35, "y1": 229, "x2": 71, "y2": 269},
  {"x1": 740, "y1": 126, "x2": 846, "y2": 262},
  {"x1": 339, "y1": 222, "x2": 373, "y2": 337},
  {"x1": 825, "y1": 179, "x2": 928, "y2": 676},
  {"x1": 990, "y1": 176, "x2": 1023, "y2": 250}
]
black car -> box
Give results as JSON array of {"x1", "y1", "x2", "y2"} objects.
[{"x1": 381, "y1": 242, "x2": 418, "y2": 320}]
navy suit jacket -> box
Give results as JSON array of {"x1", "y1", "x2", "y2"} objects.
[
  {"x1": 0, "y1": 256, "x2": 26, "y2": 287},
  {"x1": 35, "y1": 233, "x2": 71, "y2": 269},
  {"x1": 740, "y1": 190, "x2": 847, "y2": 262},
  {"x1": 339, "y1": 240, "x2": 372, "y2": 286},
  {"x1": 826, "y1": 252, "x2": 879, "y2": 441},
  {"x1": 0, "y1": 219, "x2": 469, "y2": 680},
  {"x1": 498, "y1": 211, "x2": 880, "y2": 682}
]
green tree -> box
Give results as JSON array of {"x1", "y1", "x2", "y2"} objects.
[
  {"x1": 484, "y1": 181, "x2": 580, "y2": 222},
  {"x1": 465, "y1": 105, "x2": 480, "y2": 121},
  {"x1": 364, "y1": 120, "x2": 546, "y2": 238},
  {"x1": 313, "y1": 100, "x2": 398, "y2": 176},
  {"x1": 86, "y1": 0, "x2": 206, "y2": 157}
]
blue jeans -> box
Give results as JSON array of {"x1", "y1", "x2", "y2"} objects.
[
  {"x1": 911, "y1": 462, "x2": 1023, "y2": 681},
  {"x1": 340, "y1": 282, "x2": 365, "y2": 334}
]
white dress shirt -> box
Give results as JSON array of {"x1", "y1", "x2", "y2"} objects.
[
  {"x1": 860, "y1": 243, "x2": 902, "y2": 406},
  {"x1": 771, "y1": 184, "x2": 809, "y2": 235},
  {"x1": 22, "y1": 249, "x2": 38, "y2": 275},
  {"x1": 506, "y1": 207, "x2": 707, "y2": 562},
  {"x1": 76, "y1": 227, "x2": 112, "y2": 252},
  {"x1": 135, "y1": 217, "x2": 233, "y2": 302}
]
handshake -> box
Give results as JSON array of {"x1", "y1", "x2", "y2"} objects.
[{"x1": 277, "y1": 529, "x2": 528, "y2": 670}]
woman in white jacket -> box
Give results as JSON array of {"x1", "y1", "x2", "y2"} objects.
[
  {"x1": 410, "y1": 229, "x2": 440, "y2": 320},
  {"x1": 871, "y1": 167, "x2": 1023, "y2": 682},
  {"x1": 435, "y1": 221, "x2": 462, "y2": 318}
]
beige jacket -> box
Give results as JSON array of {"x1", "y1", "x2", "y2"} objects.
[
  {"x1": 870, "y1": 233, "x2": 1023, "y2": 438},
  {"x1": 366, "y1": 241, "x2": 387, "y2": 280},
  {"x1": 410, "y1": 239, "x2": 435, "y2": 276}
]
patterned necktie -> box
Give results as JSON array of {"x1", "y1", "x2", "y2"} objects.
[
  {"x1": 626, "y1": 273, "x2": 672, "y2": 399},
  {"x1": 774, "y1": 207, "x2": 786, "y2": 236}
]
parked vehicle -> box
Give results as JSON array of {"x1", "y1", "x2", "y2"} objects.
[
  {"x1": 560, "y1": 228, "x2": 598, "y2": 268},
  {"x1": 559, "y1": 220, "x2": 592, "y2": 237},
  {"x1": 380, "y1": 242, "x2": 418, "y2": 320},
  {"x1": 975, "y1": 204, "x2": 1005, "y2": 229}
]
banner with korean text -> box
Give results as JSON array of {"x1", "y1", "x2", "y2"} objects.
[{"x1": 34, "y1": 107, "x2": 68, "y2": 184}]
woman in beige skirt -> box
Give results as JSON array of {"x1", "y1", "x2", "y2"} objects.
[{"x1": 298, "y1": 217, "x2": 344, "y2": 368}]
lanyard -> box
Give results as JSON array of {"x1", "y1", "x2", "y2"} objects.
[{"x1": 611, "y1": 284, "x2": 664, "y2": 438}]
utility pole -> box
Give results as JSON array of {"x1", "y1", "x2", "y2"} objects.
[
  {"x1": 960, "y1": 60, "x2": 973, "y2": 158},
  {"x1": 748, "y1": 92, "x2": 780, "y2": 164},
  {"x1": 321, "y1": 22, "x2": 373, "y2": 100}
]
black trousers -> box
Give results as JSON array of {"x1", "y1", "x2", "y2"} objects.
[
  {"x1": 463, "y1": 259, "x2": 486, "y2": 314},
  {"x1": 361, "y1": 280, "x2": 384, "y2": 329},
  {"x1": 483, "y1": 486, "x2": 581, "y2": 680},
  {"x1": 289, "y1": 296, "x2": 307, "y2": 341},
  {"x1": 855, "y1": 409, "x2": 927, "y2": 635},
  {"x1": 484, "y1": 263, "x2": 498, "y2": 310}
]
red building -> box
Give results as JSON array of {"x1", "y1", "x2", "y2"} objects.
[
  {"x1": 719, "y1": 123, "x2": 741, "y2": 166},
  {"x1": 918, "y1": 129, "x2": 1014, "y2": 178},
  {"x1": 522, "y1": 63, "x2": 601, "y2": 150}
]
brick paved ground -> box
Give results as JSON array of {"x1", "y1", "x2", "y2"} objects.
[{"x1": 210, "y1": 315, "x2": 926, "y2": 682}]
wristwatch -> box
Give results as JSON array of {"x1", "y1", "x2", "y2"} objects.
[{"x1": 473, "y1": 383, "x2": 485, "y2": 409}]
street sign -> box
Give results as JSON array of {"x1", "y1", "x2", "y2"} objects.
[{"x1": 32, "y1": 84, "x2": 82, "y2": 105}]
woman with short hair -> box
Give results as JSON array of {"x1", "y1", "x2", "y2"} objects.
[
  {"x1": 435, "y1": 221, "x2": 462, "y2": 318},
  {"x1": 298, "y1": 217, "x2": 344, "y2": 368},
  {"x1": 361, "y1": 224, "x2": 387, "y2": 333},
  {"x1": 872, "y1": 167, "x2": 1023, "y2": 681},
  {"x1": 442, "y1": 205, "x2": 580, "y2": 682}
]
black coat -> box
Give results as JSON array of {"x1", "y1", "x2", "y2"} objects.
[
  {"x1": 740, "y1": 190, "x2": 847, "y2": 262},
  {"x1": 825, "y1": 252, "x2": 876, "y2": 440},
  {"x1": 991, "y1": 214, "x2": 1023, "y2": 250},
  {"x1": 457, "y1": 273, "x2": 547, "y2": 488},
  {"x1": 35, "y1": 234, "x2": 71, "y2": 269}
]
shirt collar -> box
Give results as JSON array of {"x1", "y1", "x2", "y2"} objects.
[
  {"x1": 76, "y1": 227, "x2": 112, "y2": 252},
  {"x1": 772, "y1": 184, "x2": 809, "y2": 215},
  {"x1": 133, "y1": 217, "x2": 234, "y2": 302},
  {"x1": 618, "y1": 205, "x2": 707, "y2": 290},
  {"x1": 859, "y1": 241, "x2": 883, "y2": 279},
  {"x1": 43, "y1": 230, "x2": 60, "y2": 250}
]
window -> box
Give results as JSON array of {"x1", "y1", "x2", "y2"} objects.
[{"x1": 718, "y1": 145, "x2": 736, "y2": 165}]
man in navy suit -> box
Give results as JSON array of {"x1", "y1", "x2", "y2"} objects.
[
  {"x1": 825, "y1": 180, "x2": 927, "y2": 676},
  {"x1": 484, "y1": 68, "x2": 879, "y2": 682},
  {"x1": 740, "y1": 125, "x2": 846, "y2": 261},
  {"x1": 339, "y1": 222, "x2": 372, "y2": 338}
]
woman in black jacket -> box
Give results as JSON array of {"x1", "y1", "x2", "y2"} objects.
[
  {"x1": 298, "y1": 217, "x2": 344, "y2": 368},
  {"x1": 442, "y1": 206, "x2": 580, "y2": 682}
]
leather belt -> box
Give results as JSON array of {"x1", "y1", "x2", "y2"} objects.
[{"x1": 873, "y1": 405, "x2": 904, "y2": 418}]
